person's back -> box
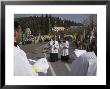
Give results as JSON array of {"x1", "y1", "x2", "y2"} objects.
[{"x1": 70, "y1": 51, "x2": 96, "y2": 76}]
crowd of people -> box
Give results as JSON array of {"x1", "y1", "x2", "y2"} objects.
[
  {"x1": 47, "y1": 29, "x2": 97, "y2": 63},
  {"x1": 74, "y1": 30, "x2": 97, "y2": 55}
]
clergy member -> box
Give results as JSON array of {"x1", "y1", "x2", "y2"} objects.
[
  {"x1": 49, "y1": 36, "x2": 59, "y2": 62},
  {"x1": 60, "y1": 38, "x2": 69, "y2": 62}
]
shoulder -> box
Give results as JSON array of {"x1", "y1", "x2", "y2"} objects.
[
  {"x1": 79, "y1": 52, "x2": 96, "y2": 60},
  {"x1": 14, "y1": 46, "x2": 20, "y2": 56},
  {"x1": 14, "y1": 46, "x2": 26, "y2": 57}
]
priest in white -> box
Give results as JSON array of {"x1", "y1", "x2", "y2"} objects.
[
  {"x1": 60, "y1": 39, "x2": 69, "y2": 62},
  {"x1": 49, "y1": 37, "x2": 59, "y2": 62},
  {"x1": 14, "y1": 21, "x2": 49, "y2": 76}
]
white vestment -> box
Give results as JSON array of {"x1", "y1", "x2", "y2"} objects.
[
  {"x1": 49, "y1": 40, "x2": 59, "y2": 53},
  {"x1": 60, "y1": 41, "x2": 69, "y2": 56},
  {"x1": 14, "y1": 46, "x2": 38, "y2": 76}
]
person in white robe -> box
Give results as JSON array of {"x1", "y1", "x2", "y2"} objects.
[
  {"x1": 70, "y1": 50, "x2": 96, "y2": 76},
  {"x1": 14, "y1": 21, "x2": 49, "y2": 76},
  {"x1": 49, "y1": 37, "x2": 59, "y2": 62},
  {"x1": 60, "y1": 39, "x2": 69, "y2": 62}
]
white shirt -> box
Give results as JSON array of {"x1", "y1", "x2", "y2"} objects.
[
  {"x1": 49, "y1": 40, "x2": 59, "y2": 53},
  {"x1": 74, "y1": 49, "x2": 87, "y2": 58},
  {"x1": 49, "y1": 40, "x2": 54, "y2": 47},
  {"x1": 14, "y1": 46, "x2": 38, "y2": 76},
  {"x1": 60, "y1": 41, "x2": 69, "y2": 56}
]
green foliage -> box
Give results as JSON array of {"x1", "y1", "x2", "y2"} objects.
[{"x1": 14, "y1": 14, "x2": 83, "y2": 36}]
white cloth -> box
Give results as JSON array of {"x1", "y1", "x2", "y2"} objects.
[
  {"x1": 49, "y1": 40, "x2": 54, "y2": 47},
  {"x1": 70, "y1": 51, "x2": 97, "y2": 76},
  {"x1": 74, "y1": 49, "x2": 87, "y2": 57},
  {"x1": 79, "y1": 52, "x2": 97, "y2": 76},
  {"x1": 14, "y1": 46, "x2": 38, "y2": 76},
  {"x1": 60, "y1": 41, "x2": 69, "y2": 56},
  {"x1": 86, "y1": 52, "x2": 97, "y2": 76},
  {"x1": 49, "y1": 40, "x2": 59, "y2": 53},
  {"x1": 33, "y1": 58, "x2": 49, "y2": 74}
]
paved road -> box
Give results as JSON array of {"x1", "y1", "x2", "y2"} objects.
[{"x1": 20, "y1": 41, "x2": 76, "y2": 76}]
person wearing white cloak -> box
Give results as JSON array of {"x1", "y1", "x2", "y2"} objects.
[
  {"x1": 60, "y1": 39, "x2": 69, "y2": 62},
  {"x1": 14, "y1": 21, "x2": 49, "y2": 76},
  {"x1": 49, "y1": 37, "x2": 59, "y2": 62}
]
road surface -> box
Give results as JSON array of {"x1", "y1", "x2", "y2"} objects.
[{"x1": 19, "y1": 41, "x2": 83, "y2": 76}]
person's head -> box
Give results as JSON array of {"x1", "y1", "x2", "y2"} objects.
[
  {"x1": 14, "y1": 21, "x2": 22, "y2": 44},
  {"x1": 63, "y1": 40, "x2": 66, "y2": 43}
]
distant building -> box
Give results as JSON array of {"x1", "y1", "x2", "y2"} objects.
[{"x1": 52, "y1": 27, "x2": 65, "y2": 32}]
